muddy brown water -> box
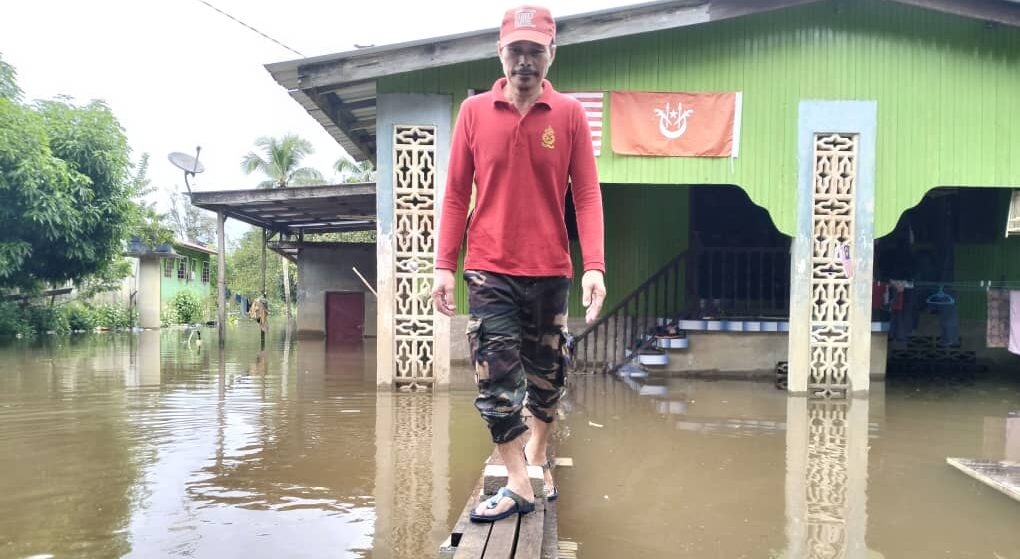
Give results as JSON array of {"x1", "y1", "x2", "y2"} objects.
[{"x1": 0, "y1": 323, "x2": 1018, "y2": 558}]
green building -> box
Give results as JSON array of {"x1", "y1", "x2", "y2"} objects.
[
  {"x1": 264, "y1": 0, "x2": 1020, "y2": 393},
  {"x1": 158, "y1": 240, "x2": 216, "y2": 308},
  {"x1": 126, "y1": 238, "x2": 216, "y2": 328}
]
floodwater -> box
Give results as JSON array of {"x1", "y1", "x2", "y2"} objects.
[{"x1": 0, "y1": 323, "x2": 1018, "y2": 558}]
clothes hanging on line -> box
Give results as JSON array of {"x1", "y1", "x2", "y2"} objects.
[
  {"x1": 872, "y1": 281, "x2": 905, "y2": 312},
  {"x1": 987, "y1": 289, "x2": 1010, "y2": 349}
]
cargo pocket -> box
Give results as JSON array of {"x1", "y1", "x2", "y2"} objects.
[{"x1": 466, "y1": 316, "x2": 488, "y2": 386}]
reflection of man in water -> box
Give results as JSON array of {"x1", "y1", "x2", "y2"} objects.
[{"x1": 431, "y1": 5, "x2": 606, "y2": 523}]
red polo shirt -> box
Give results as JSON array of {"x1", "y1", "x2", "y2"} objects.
[{"x1": 437, "y1": 78, "x2": 605, "y2": 277}]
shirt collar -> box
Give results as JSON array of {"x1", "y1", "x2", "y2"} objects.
[{"x1": 491, "y1": 77, "x2": 555, "y2": 109}]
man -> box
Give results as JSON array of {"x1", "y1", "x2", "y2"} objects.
[{"x1": 431, "y1": 5, "x2": 606, "y2": 523}]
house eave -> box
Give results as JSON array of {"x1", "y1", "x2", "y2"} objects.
[{"x1": 266, "y1": 0, "x2": 1020, "y2": 162}]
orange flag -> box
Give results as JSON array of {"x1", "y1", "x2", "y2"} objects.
[{"x1": 610, "y1": 91, "x2": 742, "y2": 157}]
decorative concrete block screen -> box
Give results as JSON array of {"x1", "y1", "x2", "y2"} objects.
[
  {"x1": 392, "y1": 125, "x2": 437, "y2": 387},
  {"x1": 809, "y1": 133, "x2": 858, "y2": 399}
]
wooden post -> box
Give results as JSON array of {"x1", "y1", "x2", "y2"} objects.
[
  {"x1": 261, "y1": 229, "x2": 267, "y2": 349},
  {"x1": 261, "y1": 229, "x2": 267, "y2": 297},
  {"x1": 217, "y1": 211, "x2": 226, "y2": 347}
]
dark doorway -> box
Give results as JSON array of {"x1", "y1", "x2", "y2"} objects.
[
  {"x1": 326, "y1": 292, "x2": 365, "y2": 344},
  {"x1": 688, "y1": 185, "x2": 791, "y2": 318}
]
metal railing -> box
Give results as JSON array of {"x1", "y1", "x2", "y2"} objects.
[
  {"x1": 572, "y1": 250, "x2": 691, "y2": 374},
  {"x1": 691, "y1": 246, "x2": 790, "y2": 318},
  {"x1": 571, "y1": 246, "x2": 790, "y2": 374}
]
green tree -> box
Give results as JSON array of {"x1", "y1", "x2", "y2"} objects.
[
  {"x1": 226, "y1": 228, "x2": 294, "y2": 308},
  {"x1": 0, "y1": 54, "x2": 137, "y2": 291},
  {"x1": 240, "y1": 135, "x2": 324, "y2": 189},
  {"x1": 129, "y1": 153, "x2": 174, "y2": 248},
  {"x1": 240, "y1": 134, "x2": 324, "y2": 320},
  {"x1": 164, "y1": 183, "x2": 217, "y2": 244},
  {"x1": 334, "y1": 154, "x2": 375, "y2": 183},
  {"x1": 0, "y1": 56, "x2": 21, "y2": 101}
]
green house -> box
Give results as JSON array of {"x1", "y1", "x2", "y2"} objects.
[
  {"x1": 266, "y1": 0, "x2": 1020, "y2": 392},
  {"x1": 159, "y1": 240, "x2": 216, "y2": 307},
  {"x1": 127, "y1": 239, "x2": 217, "y2": 328}
]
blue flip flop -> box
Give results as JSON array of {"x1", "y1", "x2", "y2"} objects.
[
  {"x1": 538, "y1": 461, "x2": 558, "y2": 501},
  {"x1": 469, "y1": 487, "x2": 535, "y2": 523},
  {"x1": 525, "y1": 454, "x2": 558, "y2": 501}
]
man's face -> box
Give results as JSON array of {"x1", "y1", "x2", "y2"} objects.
[{"x1": 499, "y1": 40, "x2": 555, "y2": 91}]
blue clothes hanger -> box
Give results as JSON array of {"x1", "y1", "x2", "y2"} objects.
[{"x1": 926, "y1": 285, "x2": 955, "y2": 306}]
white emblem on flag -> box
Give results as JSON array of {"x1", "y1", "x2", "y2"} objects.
[
  {"x1": 564, "y1": 92, "x2": 605, "y2": 157},
  {"x1": 654, "y1": 101, "x2": 694, "y2": 140},
  {"x1": 515, "y1": 9, "x2": 536, "y2": 28}
]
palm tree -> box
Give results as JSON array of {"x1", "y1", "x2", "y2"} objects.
[
  {"x1": 241, "y1": 135, "x2": 324, "y2": 188},
  {"x1": 240, "y1": 135, "x2": 326, "y2": 322},
  {"x1": 334, "y1": 155, "x2": 376, "y2": 183}
]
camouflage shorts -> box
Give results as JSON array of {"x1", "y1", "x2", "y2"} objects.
[{"x1": 465, "y1": 270, "x2": 571, "y2": 444}]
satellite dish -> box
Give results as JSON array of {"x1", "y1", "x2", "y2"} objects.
[{"x1": 168, "y1": 146, "x2": 205, "y2": 194}]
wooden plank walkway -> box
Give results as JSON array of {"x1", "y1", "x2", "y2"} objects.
[
  {"x1": 439, "y1": 440, "x2": 560, "y2": 558},
  {"x1": 947, "y1": 457, "x2": 1020, "y2": 502}
]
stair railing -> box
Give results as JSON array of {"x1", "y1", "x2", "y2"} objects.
[{"x1": 571, "y1": 250, "x2": 692, "y2": 374}]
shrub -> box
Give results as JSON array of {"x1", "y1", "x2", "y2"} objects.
[
  {"x1": 0, "y1": 301, "x2": 30, "y2": 337},
  {"x1": 160, "y1": 303, "x2": 179, "y2": 328},
  {"x1": 93, "y1": 303, "x2": 133, "y2": 329},
  {"x1": 26, "y1": 304, "x2": 69, "y2": 334},
  {"x1": 171, "y1": 290, "x2": 201, "y2": 324},
  {"x1": 65, "y1": 302, "x2": 98, "y2": 331}
]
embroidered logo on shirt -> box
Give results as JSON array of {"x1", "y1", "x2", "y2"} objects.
[{"x1": 541, "y1": 125, "x2": 555, "y2": 150}]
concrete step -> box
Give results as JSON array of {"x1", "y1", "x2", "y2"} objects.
[{"x1": 482, "y1": 463, "x2": 546, "y2": 498}]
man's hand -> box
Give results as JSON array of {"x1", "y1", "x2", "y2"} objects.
[
  {"x1": 431, "y1": 269, "x2": 457, "y2": 317},
  {"x1": 581, "y1": 270, "x2": 606, "y2": 325}
]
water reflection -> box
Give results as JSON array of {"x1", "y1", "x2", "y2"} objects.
[
  {"x1": 0, "y1": 335, "x2": 141, "y2": 558},
  {"x1": 783, "y1": 398, "x2": 877, "y2": 559},
  {"x1": 0, "y1": 325, "x2": 481, "y2": 559},
  {"x1": 372, "y1": 391, "x2": 450, "y2": 559},
  {"x1": 3, "y1": 330, "x2": 1017, "y2": 558}
]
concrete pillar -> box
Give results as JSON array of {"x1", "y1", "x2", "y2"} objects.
[
  {"x1": 789, "y1": 101, "x2": 877, "y2": 396},
  {"x1": 376, "y1": 93, "x2": 453, "y2": 388},
  {"x1": 137, "y1": 256, "x2": 161, "y2": 329}
]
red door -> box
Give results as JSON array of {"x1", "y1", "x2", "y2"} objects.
[{"x1": 326, "y1": 292, "x2": 365, "y2": 344}]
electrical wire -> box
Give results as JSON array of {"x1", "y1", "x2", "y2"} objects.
[{"x1": 194, "y1": 0, "x2": 305, "y2": 58}]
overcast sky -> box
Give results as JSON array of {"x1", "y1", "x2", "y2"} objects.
[{"x1": 1, "y1": 0, "x2": 625, "y2": 243}]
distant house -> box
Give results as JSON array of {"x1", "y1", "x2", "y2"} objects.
[
  {"x1": 196, "y1": 0, "x2": 1020, "y2": 392},
  {"x1": 121, "y1": 238, "x2": 217, "y2": 328},
  {"x1": 159, "y1": 239, "x2": 217, "y2": 307}
]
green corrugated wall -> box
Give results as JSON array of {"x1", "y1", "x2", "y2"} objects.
[{"x1": 381, "y1": 0, "x2": 1020, "y2": 240}]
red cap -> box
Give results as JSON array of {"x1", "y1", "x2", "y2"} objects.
[{"x1": 500, "y1": 6, "x2": 556, "y2": 48}]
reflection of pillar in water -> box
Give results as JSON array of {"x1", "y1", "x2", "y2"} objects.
[
  {"x1": 373, "y1": 391, "x2": 450, "y2": 558},
  {"x1": 127, "y1": 328, "x2": 162, "y2": 386},
  {"x1": 785, "y1": 397, "x2": 872, "y2": 559}
]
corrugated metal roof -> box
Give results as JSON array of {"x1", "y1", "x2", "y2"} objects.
[
  {"x1": 266, "y1": 0, "x2": 1020, "y2": 161},
  {"x1": 189, "y1": 183, "x2": 376, "y2": 236}
]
